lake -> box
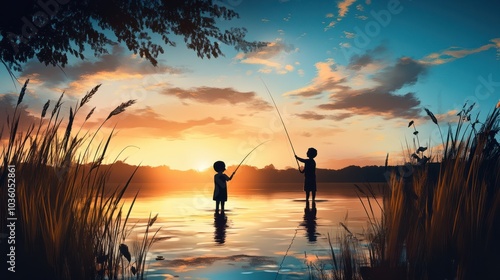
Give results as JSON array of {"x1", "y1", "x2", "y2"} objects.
[{"x1": 121, "y1": 182, "x2": 384, "y2": 280}]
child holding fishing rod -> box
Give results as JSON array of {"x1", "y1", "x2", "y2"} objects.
[
  {"x1": 261, "y1": 77, "x2": 319, "y2": 202},
  {"x1": 213, "y1": 141, "x2": 269, "y2": 214},
  {"x1": 296, "y1": 148, "x2": 318, "y2": 202},
  {"x1": 213, "y1": 161, "x2": 233, "y2": 214}
]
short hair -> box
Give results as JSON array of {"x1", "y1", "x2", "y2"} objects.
[
  {"x1": 213, "y1": 161, "x2": 226, "y2": 172},
  {"x1": 307, "y1": 147, "x2": 317, "y2": 158}
]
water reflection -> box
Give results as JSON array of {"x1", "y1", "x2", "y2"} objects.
[
  {"x1": 122, "y1": 185, "x2": 384, "y2": 279},
  {"x1": 214, "y1": 212, "x2": 228, "y2": 244},
  {"x1": 301, "y1": 200, "x2": 318, "y2": 243}
]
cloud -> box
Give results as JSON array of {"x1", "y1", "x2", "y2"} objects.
[
  {"x1": 318, "y1": 90, "x2": 421, "y2": 120},
  {"x1": 294, "y1": 110, "x2": 356, "y2": 122},
  {"x1": 324, "y1": 21, "x2": 337, "y2": 31},
  {"x1": 86, "y1": 106, "x2": 233, "y2": 138},
  {"x1": 493, "y1": 38, "x2": 500, "y2": 59},
  {"x1": 320, "y1": 57, "x2": 426, "y2": 119},
  {"x1": 286, "y1": 54, "x2": 427, "y2": 120},
  {"x1": 0, "y1": 94, "x2": 40, "y2": 139},
  {"x1": 330, "y1": 112, "x2": 356, "y2": 120},
  {"x1": 21, "y1": 44, "x2": 184, "y2": 88},
  {"x1": 284, "y1": 60, "x2": 349, "y2": 98},
  {"x1": 325, "y1": 0, "x2": 357, "y2": 31},
  {"x1": 343, "y1": 31, "x2": 355, "y2": 39},
  {"x1": 347, "y1": 46, "x2": 386, "y2": 70},
  {"x1": 373, "y1": 57, "x2": 427, "y2": 92},
  {"x1": 235, "y1": 40, "x2": 296, "y2": 74},
  {"x1": 161, "y1": 86, "x2": 272, "y2": 111},
  {"x1": 295, "y1": 111, "x2": 326, "y2": 120},
  {"x1": 338, "y1": 0, "x2": 357, "y2": 18},
  {"x1": 421, "y1": 38, "x2": 500, "y2": 65}
]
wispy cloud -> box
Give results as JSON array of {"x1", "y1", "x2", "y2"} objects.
[
  {"x1": 295, "y1": 111, "x2": 326, "y2": 120},
  {"x1": 234, "y1": 40, "x2": 296, "y2": 74},
  {"x1": 421, "y1": 38, "x2": 500, "y2": 65},
  {"x1": 161, "y1": 86, "x2": 272, "y2": 111},
  {"x1": 325, "y1": 0, "x2": 357, "y2": 31},
  {"x1": 20, "y1": 44, "x2": 184, "y2": 90},
  {"x1": 284, "y1": 59, "x2": 349, "y2": 98},
  {"x1": 343, "y1": 31, "x2": 355, "y2": 39},
  {"x1": 85, "y1": 106, "x2": 233, "y2": 138},
  {"x1": 338, "y1": 0, "x2": 357, "y2": 18}
]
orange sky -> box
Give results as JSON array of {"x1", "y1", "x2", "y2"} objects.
[{"x1": 2, "y1": 0, "x2": 499, "y2": 171}]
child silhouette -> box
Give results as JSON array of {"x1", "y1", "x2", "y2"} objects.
[
  {"x1": 213, "y1": 161, "x2": 233, "y2": 214},
  {"x1": 295, "y1": 148, "x2": 317, "y2": 201}
]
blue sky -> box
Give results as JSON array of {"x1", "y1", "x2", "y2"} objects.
[{"x1": 1, "y1": 0, "x2": 499, "y2": 171}]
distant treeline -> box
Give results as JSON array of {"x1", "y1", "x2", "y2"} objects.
[{"x1": 105, "y1": 161, "x2": 396, "y2": 184}]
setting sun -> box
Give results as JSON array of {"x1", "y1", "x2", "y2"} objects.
[{"x1": 195, "y1": 161, "x2": 211, "y2": 172}]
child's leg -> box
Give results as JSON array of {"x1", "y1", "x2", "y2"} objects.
[
  {"x1": 215, "y1": 201, "x2": 220, "y2": 212},
  {"x1": 221, "y1": 201, "x2": 225, "y2": 212},
  {"x1": 312, "y1": 191, "x2": 316, "y2": 201},
  {"x1": 305, "y1": 191, "x2": 310, "y2": 201}
]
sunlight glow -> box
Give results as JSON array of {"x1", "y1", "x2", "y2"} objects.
[{"x1": 195, "y1": 161, "x2": 211, "y2": 172}]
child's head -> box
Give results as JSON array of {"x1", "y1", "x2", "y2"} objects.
[
  {"x1": 213, "y1": 161, "x2": 226, "y2": 172},
  {"x1": 306, "y1": 147, "x2": 317, "y2": 158}
]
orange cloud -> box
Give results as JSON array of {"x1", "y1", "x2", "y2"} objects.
[
  {"x1": 235, "y1": 41, "x2": 296, "y2": 74},
  {"x1": 84, "y1": 106, "x2": 233, "y2": 139},
  {"x1": 421, "y1": 39, "x2": 500, "y2": 65},
  {"x1": 161, "y1": 86, "x2": 272, "y2": 111},
  {"x1": 338, "y1": 0, "x2": 357, "y2": 17}
]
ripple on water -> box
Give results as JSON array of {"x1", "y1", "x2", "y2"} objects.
[{"x1": 128, "y1": 187, "x2": 380, "y2": 279}]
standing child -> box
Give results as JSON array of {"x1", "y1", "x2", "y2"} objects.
[
  {"x1": 213, "y1": 161, "x2": 234, "y2": 214},
  {"x1": 295, "y1": 148, "x2": 318, "y2": 201}
]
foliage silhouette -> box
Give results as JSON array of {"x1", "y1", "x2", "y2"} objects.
[{"x1": 0, "y1": 0, "x2": 266, "y2": 72}]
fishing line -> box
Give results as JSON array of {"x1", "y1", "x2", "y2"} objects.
[
  {"x1": 231, "y1": 140, "x2": 270, "y2": 177},
  {"x1": 274, "y1": 223, "x2": 302, "y2": 280},
  {"x1": 260, "y1": 77, "x2": 301, "y2": 172}
]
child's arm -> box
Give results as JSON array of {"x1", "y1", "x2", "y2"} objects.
[{"x1": 295, "y1": 155, "x2": 306, "y2": 163}]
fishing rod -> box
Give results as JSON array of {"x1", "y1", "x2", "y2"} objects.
[
  {"x1": 231, "y1": 140, "x2": 270, "y2": 177},
  {"x1": 260, "y1": 77, "x2": 302, "y2": 172}
]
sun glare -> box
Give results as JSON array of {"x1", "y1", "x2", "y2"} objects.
[{"x1": 195, "y1": 161, "x2": 211, "y2": 172}]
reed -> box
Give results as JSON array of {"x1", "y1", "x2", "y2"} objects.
[
  {"x1": 0, "y1": 80, "x2": 157, "y2": 279},
  {"x1": 360, "y1": 103, "x2": 500, "y2": 279},
  {"x1": 307, "y1": 220, "x2": 366, "y2": 280}
]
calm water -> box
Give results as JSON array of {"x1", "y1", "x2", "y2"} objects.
[{"x1": 121, "y1": 183, "x2": 383, "y2": 280}]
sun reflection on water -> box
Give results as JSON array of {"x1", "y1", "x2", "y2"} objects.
[{"x1": 120, "y1": 183, "x2": 383, "y2": 279}]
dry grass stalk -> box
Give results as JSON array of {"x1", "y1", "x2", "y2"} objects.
[
  {"x1": 0, "y1": 81, "x2": 159, "y2": 280},
  {"x1": 364, "y1": 105, "x2": 500, "y2": 279}
]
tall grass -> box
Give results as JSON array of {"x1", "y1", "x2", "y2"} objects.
[
  {"x1": 307, "y1": 219, "x2": 367, "y2": 280},
  {"x1": 0, "y1": 80, "x2": 160, "y2": 279},
  {"x1": 362, "y1": 103, "x2": 500, "y2": 279}
]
